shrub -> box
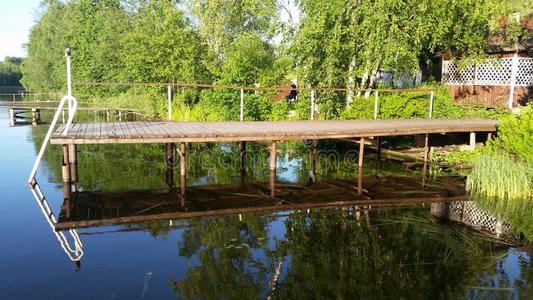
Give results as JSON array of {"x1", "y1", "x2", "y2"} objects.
[{"x1": 487, "y1": 105, "x2": 533, "y2": 162}]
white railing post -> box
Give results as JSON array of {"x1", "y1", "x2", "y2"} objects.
[
  {"x1": 373, "y1": 90, "x2": 379, "y2": 119},
  {"x1": 310, "y1": 89, "x2": 315, "y2": 120},
  {"x1": 508, "y1": 53, "x2": 518, "y2": 109},
  {"x1": 429, "y1": 91, "x2": 434, "y2": 119},
  {"x1": 167, "y1": 85, "x2": 172, "y2": 120},
  {"x1": 240, "y1": 88, "x2": 244, "y2": 121},
  {"x1": 65, "y1": 47, "x2": 72, "y2": 105},
  {"x1": 28, "y1": 95, "x2": 77, "y2": 183}
]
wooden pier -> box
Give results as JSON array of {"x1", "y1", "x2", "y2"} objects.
[
  {"x1": 8, "y1": 104, "x2": 137, "y2": 126},
  {"x1": 49, "y1": 118, "x2": 497, "y2": 203}
]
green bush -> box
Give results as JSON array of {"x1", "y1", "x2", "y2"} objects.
[{"x1": 486, "y1": 105, "x2": 533, "y2": 162}]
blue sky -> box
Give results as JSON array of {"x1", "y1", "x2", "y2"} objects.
[{"x1": 0, "y1": 0, "x2": 41, "y2": 59}]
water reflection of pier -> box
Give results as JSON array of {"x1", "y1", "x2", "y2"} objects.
[{"x1": 57, "y1": 175, "x2": 466, "y2": 230}]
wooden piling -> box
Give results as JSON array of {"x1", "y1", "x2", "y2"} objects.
[
  {"x1": 270, "y1": 141, "x2": 277, "y2": 171},
  {"x1": 180, "y1": 174, "x2": 186, "y2": 197},
  {"x1": 423, "y1": 134, "x2": 430, "y2": 164},
  {"x1": 166, "y1": 143, "x2": 175, "y2": 189},
  {"x1": 68, "y1": 144, "x2": 78, "y2": 190},
  {"x1": 239, "y1": 141, "x2": 246, "y2": 172},
  {"x1": 375, "y1": 137, "x2": 381, "y2": 162},
  {"x1": 179, "y1": 143, "x2": 186, "y2": 176},
  {"x1": 310, "y1": 140, "x2": 318, "y2": 182},
  {"x1": 358, "y1": 138, "x2": 365, "y2": 168},
  {"x1": 357, "y1": 167, "x2": 363, "y2": 195},
  {"x1": 61, "y1": 145, "x2": 71, "y2": 199},
  {"x1": 269, "y1": 170, "x2": 276, "y2": 198},
  {"x1": 31, "y1": 108, "x2": 39, "y2": 126}
]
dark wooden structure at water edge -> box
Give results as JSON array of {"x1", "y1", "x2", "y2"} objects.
[
  {"x1": 49, "y1": 118, "x2": 498, "y2": 202},
  {"x1": 5, "y1": 101, "x2": 137, "y2": 126}
]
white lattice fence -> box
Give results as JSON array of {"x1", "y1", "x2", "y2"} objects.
[
  {"x1": 442, "y1": 57, "x2": 533, "y2": 86},
  {"x1": 431, "y1": 201, "x2": 512, "y2": 237}
]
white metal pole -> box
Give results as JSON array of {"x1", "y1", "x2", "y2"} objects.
[
  {"x1": 310, "y1": 89, "x2": 315, "y2": 120},
  {"x1": 429, "y1": 91, "x2": 434, "y2": 119},
  {"x1": 240, "y1": 88, "x2": 244, "y2": 121},
  {"x1": 508, "y1": 53, "x2": 518, "y2": 109},
  {"x1": 373, "y1": 90, "x2": 379, "y2": 119},
  {"x1": 65, "y1": 47, "x2": 72, "y2": 111},
  {"x1": 167, "y1": 85, "x2": 172, "y2": 120}
]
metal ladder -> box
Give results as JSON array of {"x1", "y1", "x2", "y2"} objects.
[{"x1": 27, "y1": 94, "x2": 83, "y2": 262}]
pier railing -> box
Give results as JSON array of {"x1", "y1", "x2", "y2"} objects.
[{"x1": 73, "y1": 81, "x2": 436, "y2": 122}]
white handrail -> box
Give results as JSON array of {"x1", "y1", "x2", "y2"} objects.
[
  {"x1": 28, "y1": 95, "x2": 77, "y2": 183},
  {"x1": 27, "y1": 94, "x2": 82, "y2": 262}
]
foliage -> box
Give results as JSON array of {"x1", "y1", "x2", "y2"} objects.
[
  {"x1": 340, "y1": 84, "x2": 510, "y2": 121},
  {"x1": 0, "y1": 56, "x2": 23, "y2": 86},
  {"x1": 431, "y1": 150, "x2": 482, "y2": 167},
  {"x1": 486, "y1": 105, "x2": 533, "y2": 162},
  {"x1": 186, "y1": 0, "x2": 279, "y2": 59},
  {"x1": 21, "y1": 0, "x2": 529, "y2": 121},
  {"x1": 292, "y1": 0, "x2": 512, "y2": 92},
  {"x1": 22, "y1": 0, "x2": 211, "y2": 94}
]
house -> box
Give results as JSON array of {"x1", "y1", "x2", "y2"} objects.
[{"x1": 440, "y1": 17, "x2": 533, "y2": 108}]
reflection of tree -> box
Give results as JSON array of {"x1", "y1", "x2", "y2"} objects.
[
  {"x1": 515, "y1": 247, "x2": 533, "y2": 299},
  {"x1": 168, "y1": 208, "x2": 512, "y2": 299},
  {"x1": 170, "y1": 214, "x2": 276, "y2": 299},
  {"x1": 273, "y1": 209, "x2": 503, "y2": 299}
]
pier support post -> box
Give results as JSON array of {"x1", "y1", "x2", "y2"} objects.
[
  {"x1": 357, "y1": 166, "x2": 363, "y2": 195},
  {"x1": 61, "y1": 145, "x2": 72, "y2": 200},
  {"x1": 178, "y1": 143, "x2": 186, "y2": 195},
  {"x1": 469, "y1": 132, "x2": 476, "y2": 150},
  {"x1": 32, "y1": 108, "x2": 40, "y2": 126},
  {"x1": 358, "y1": 138, "x2": 365, "y2": 168},
  {"x1": 239, "y1": 141, "x2": 246, "y2": 172},
  {"x1": 68, "y1": 144, "x2": 78, "y2": 191},
  {"x1": 269, "y1": 141, "x2": 277, "y2": 171},
  {"x1": 269, "y1": 141, "x2": 277, "y2": 197},
  {"x1": 423, "y1": 134, "x2": 430, "y2": 164},
  {"x1": 270, "y1": 170, "x2": 276, "y2": 198},
  {"x1": 239, "y1": 141, "x2": 247, "y2": 187},
  {"x1": 310, "y1": 140, "x2": 318, "y2": 183},
  {"x1": 166, "y1": 143, "x2": 176, "y2": 189}
]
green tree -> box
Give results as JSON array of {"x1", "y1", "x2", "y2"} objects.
[{"x1": 0, "y1": 56, "x2": 24, "y2": 86}]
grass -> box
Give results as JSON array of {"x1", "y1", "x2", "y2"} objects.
[
  {"x1": 466, "y1": 152, "x2": 533, "y2": 240},
  {"x1": 466, "y1": 152, "x2": 532, "y2": 202}
]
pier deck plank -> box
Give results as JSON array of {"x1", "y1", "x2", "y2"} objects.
[{"x1": 50, "y1": 119, "x2": 498, "y2": 145}]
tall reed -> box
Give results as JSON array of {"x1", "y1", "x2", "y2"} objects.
[
  {"x1": 467, "y1": 152, "x2": 533, "y2": 240},
  {"x1": 466, "y1": 152, "x2": 532, "y2": 203}
]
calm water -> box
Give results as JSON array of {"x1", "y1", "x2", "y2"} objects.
[{"x1": 0, "y1": 104, "x2": 531, "y2": 299}]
